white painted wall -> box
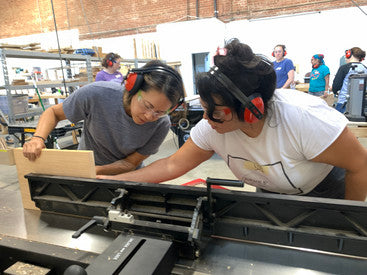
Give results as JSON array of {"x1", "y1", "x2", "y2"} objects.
[
  {"x1": 157, "y1": 18, "x2": 225, "y2": 97},
  {"x1": 226, "y1": 7, "x2": 367, "y2": 83},
  {"x1": 1, "y1": 6, "x2": 366, "y2": 96}
]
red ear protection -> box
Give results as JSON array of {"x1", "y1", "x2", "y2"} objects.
[
  {"x1": 125, "y1": 66, "x2": 182, "y2": 95},
  {"x1": 345, "y1": 49, "x2": 352, "y2": 59},
  {"x1": 124, "y1": 66, "x2": 185, "y2": 113},
  {"x1": 272, "y1": 49, "x2": 287, "y2": 57},
  {"x1": 243, "y1": 94, "x2": 264, "y2": 123},
  {"x1": 208, "y1": 66, "x2": 264, "y2": 124},
  {"x1": 106, "y1": 54, "x2": 115, "y2": 67},
  {"x1": 125, "y1": 72, "x2": 141, "y2": 92}
]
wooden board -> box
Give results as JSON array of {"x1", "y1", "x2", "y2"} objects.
[
  {"x1": 348, "y1": 126, "x2": 367, "y2": 138},
  {"x1": 13, "y1": 148, "x2": 96, "y2": 210},
  {"x1": 0, "y1": 149, "x2": 15, "y2": 165}
]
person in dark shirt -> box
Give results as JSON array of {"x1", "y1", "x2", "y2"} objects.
[{"x1": 332, "y1": 47, "x2": 367, "y2": 113}]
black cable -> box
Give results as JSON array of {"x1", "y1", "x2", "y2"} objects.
[{"x1": 50, "y1": 0, "x2": 69, "y2": 96}]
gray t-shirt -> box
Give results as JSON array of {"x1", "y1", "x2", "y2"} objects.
[{"x1": 63, "y1": 81, "x2": 170, "y2": 165}]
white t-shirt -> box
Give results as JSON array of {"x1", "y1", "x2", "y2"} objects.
[{"x1": 190, "y1": 89, "x2": 348, "y2": 195}]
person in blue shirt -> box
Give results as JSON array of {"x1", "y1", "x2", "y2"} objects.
[
  {"x1": 309, "y1": 54, "x2": 330, "y2": 97},
  {"x1": 272, "y1": 44, "x2": 295, "y2": 89}
]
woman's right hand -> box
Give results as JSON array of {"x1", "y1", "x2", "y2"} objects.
[{"x1": 23, "y1": 137, "x2": 46, "y2": 161}]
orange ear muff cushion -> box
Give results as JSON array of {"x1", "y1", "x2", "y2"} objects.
[
  {"x1": 272, "y1": 50, "x2": 287, "y2": 57},
  {"x1": 125, "y1": 73, "x2": 138, "y2": 92},
  {"x1": 244, "y1": 95, "x2": 264, "y2": 123}
]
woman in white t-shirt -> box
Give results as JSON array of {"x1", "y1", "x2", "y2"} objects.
[{"x1": 98, "y1": 39, "x2": 367, "y2": 201}]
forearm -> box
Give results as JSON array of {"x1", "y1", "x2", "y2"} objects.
[
  {"x1": 282, "y1": 79, "x2": 292, "y2": 88},
  {"x1": 345, "y1": 170, "x2": 367, "y2": 201},
  {"x1": 325, "y1": 76, "x2": 330, "y2": 92},
  {"x1": 98, "y1": 157, "x2": 184, "y2": 183},
  {"x1": 34, "y1": 106, "x2": 64, "y2": 139},
  {"x1": 96, "y1": 159, "x2": 137, "y2": 175},
  {"x1": 282, "y1": 71, "x2": 295, "y2": 88}
]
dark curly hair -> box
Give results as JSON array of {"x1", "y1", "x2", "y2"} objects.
[{"x1": 196, "y1": 38, "x2": 276, "y2": 122}]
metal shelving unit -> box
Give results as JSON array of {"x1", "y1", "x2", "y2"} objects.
[{"x1": 0, "y1": 48, "x2": 100, "y2": 124}]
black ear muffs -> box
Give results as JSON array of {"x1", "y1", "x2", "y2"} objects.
[
  {"x1": 208, "y1": 66, "x2": 264, "y2": 123},
  {"x1": 125, "y1": 66, "x2": 182, "y2": 95},
  {"x1": 345, "y1": 49, "x2": 352, "y2": 59},
  {"x1": 243, "y1": 93, "x2": 265, "y2": 123},
  {"x1": 125, "y1": 66, "x2": 185, "y2": 112}
]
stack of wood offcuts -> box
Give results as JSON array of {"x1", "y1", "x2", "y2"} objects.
[
  {"x1": 0, "y1": 42, "x2": 41, "y2": 51},
  {"x1": 11, "y1": 79, "x2": 28, "y2": 85}
]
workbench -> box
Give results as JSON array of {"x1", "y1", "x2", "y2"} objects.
[
  {"x1": 1, "y1": 175, "x2": 366, "y2": 274},
  {"x1": 7, "y1": 119, "x2": 82, "y2": 147}
]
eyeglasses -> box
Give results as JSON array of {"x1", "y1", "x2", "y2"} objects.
[
  {"x1": 201, "y1": 103, "x2": 232, "y2": 122},
  {"x1": 137, "y1": 90, "x2": 169, "y2": 118}
]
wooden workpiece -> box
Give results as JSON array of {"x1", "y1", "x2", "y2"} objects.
[
  {"x1": 347, "y1": 121, "x2": 367, "y2": 138},
  {"x1": 13, "y1": 148, "x2": 96, "y2": 210}
]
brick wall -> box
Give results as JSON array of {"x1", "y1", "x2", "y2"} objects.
[{"x1": 0, "y1": 0, "x2": 366, "y2": 40}]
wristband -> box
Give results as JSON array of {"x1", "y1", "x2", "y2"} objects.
[{"x1": 32, "y1": 135, "x2": 46, "y2": 142}]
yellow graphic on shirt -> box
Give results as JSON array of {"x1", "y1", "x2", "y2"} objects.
[{"x1": 243, "y1": 160, "x2": 269, "y2": 174}]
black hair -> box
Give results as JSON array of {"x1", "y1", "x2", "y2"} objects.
[
  {"x1": 196, "y1": 38, "x2": 276, "y2": 122},
  {"x1": 125, "y1": 60, "x2": 185, "y2": 109}
]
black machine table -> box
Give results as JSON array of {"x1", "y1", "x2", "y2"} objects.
[
  {"x1": 0, "y1": 174, "x2": 366, "y2": 274},
  {"x1": 7, "y1": 119, "x2": 82, "y2": 147}
]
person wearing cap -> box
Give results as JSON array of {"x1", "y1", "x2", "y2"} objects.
[
  {"x1": 308, "y1": 54, "x2": 330, "y2": 97},
  {"x1": 332, "y1": 47, "x2": 367, "y2": 113}
]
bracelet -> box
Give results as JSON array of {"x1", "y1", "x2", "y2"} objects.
[{"x1": 32, "y1": 135, "x2": 46, "y2": 142}]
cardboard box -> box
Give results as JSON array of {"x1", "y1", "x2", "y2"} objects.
[{"x1": 0, "y1": 148, "x2": 15, "y2": 165}]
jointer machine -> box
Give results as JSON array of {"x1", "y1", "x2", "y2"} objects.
[{"x1": 1, "y1": 174, "x2": 367, "y2": 274}]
